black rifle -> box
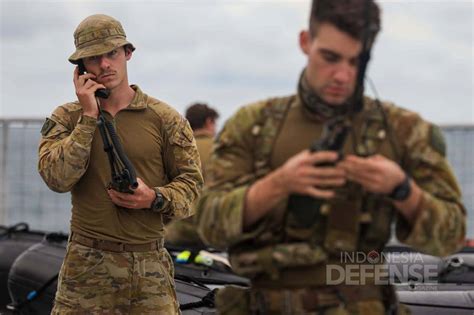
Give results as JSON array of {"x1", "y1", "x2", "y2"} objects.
[
  {"x1": 96, "y1": 103, "x2": 138, "y2": 194},
  {"x1": 77, "y1": 62, "x2": 136, "y2": 192}
]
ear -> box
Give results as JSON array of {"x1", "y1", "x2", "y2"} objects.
[
  {"x1": 204, "y1": 117, "x2": 214, "y2": 128},
  {"x1": 125, "y1": 47, "x2": 133, "y2": 61},
  {"x1": 299, "y1": 30, "x2": 311, "y2": 55}
]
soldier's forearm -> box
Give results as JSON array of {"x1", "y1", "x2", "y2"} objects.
[
  {"x1": 244, "y1": 168, "x2": 288, "y2": 228},
  {"x1": 396, "y1": 190, "x2": 466, "y2": 256},
  {"x1": 159, "y1": 173, "x2": 202, "y2": 219}
]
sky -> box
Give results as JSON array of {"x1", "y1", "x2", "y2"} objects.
[{"x1": 0, "y1": 0, "x2": 473, "y2": 126}]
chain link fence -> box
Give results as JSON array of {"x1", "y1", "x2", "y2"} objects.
[{"x1": 0, "y1": 119, "x2": 472, "y2": 237}]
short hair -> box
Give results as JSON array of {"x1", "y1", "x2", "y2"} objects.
[
  {"x1": 185, "y1": 103, "x2": 219, "y2": 131},
  {"x1": 309, "y1": 0, "x2": 381, "y2": 44}
]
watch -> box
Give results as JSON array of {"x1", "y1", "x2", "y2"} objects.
[
  {"x1": 150, "y1": 189, "x2": 164, "y2": 212},
  {"x1": 389, "y1": 174, "x2": 411, "y2": 201}
]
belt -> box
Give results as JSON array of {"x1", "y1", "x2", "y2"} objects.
[
  {"x1": 70, "y1": 233, "x2": 164, "y2": 252},
  {"x1": 302, "y1": 285, "x2": 383, "y2": 310},
  {"x1": 251, "y1": 262, "x2": 384, "y2": 288},
  {"x1": 250, "y1": 285, "x2": 383, "y2": 313}
]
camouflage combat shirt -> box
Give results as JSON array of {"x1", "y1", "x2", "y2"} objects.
[
  {"x1": 196, "y1": 93, "x2": 466, "y2": 265},
  {"x1": 39, "y1": 85, "x2": 203, "y2": 244}
]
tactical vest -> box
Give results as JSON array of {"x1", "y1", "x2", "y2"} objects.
[{"x1": 229, "y1": 95, "x2": 403, "y2": 283}]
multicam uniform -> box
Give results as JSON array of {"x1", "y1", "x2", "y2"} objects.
[
  {"x1": 196, "y1": 89, "x2": 466, "y2": 314},
  {"x1": 166, "y1": 133, "x2": 214, "y2": 247},
  {"x1": 39, "y1": 85, "x2": 203, "y2": 314}
]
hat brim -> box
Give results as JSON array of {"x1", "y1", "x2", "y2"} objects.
[{"x1": 68, "y1": 38, "x2": 135, "y2": 64}]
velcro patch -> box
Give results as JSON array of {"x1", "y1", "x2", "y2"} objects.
[
  {"x1": 40, "y1": 118, "x2": 56, "y2": 136},
  {"x1": 430, "y1": 125, "x2": 446, "y2": 157}
]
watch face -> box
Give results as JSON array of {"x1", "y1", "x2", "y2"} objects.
[
  {"x1": 152, "y1": 191, "x2": 164, "y2": 212},
  {"x1": 391, "y1": 176, "x2": 411, "y2": 201},
  {"x1": 394, "y1": 186, "x2": 409, "y2": 200}
]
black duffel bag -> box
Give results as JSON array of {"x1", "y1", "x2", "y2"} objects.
[{"x1": 0, "y1": 223, "x2": 45, "y2": 309}]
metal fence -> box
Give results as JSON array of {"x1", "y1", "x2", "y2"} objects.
[{"x1": 0, "y1": 119, "x2": 473, "y2": 238}]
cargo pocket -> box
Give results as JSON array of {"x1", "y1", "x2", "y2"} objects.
[
  {"x1": 215, "y1": 286, "x2": 250, "y2": 315},
  {"x1": 135, "y1": 249, "x2": 180, "y2": 313},
  {"x1": 62, "y1": 243, "x2": 105, "y2": 283},
  {"x1": 55, "y1": 243, "x2": 108, "y2": 309}
]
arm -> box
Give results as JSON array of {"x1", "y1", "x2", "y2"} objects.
[
  {"x1": 340, "y1": 109, "x2": 466, "y2": 256},
  {"x1": 38, "y1": 67, "x2": 105, "y2": 192},
  {"x1": 159, "y1": 115, "x2": 204, "y2": 220},
  {"x1": 38, "y1": 106, "x2": 96, "y2": 192},
  {"x1": 395, "y1": 121, "x2": 466, "y2": 256}
]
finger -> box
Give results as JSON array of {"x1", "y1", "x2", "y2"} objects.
[
  {"x1": 108, "y1": 189, "x2": 134, "y2": 202},
  {"x1": 84, "y1": 83, "x2": 107, "y2": 94},
  {"x1": 304, "y1": 186, "x2": 336, "y2": 199},
  {"x1": 108, "y1": 191, "x2": 139, "y2": 208},
  {"x1": 303, "y1": 166, "x2": 346, "y2": 179},
  {"x1": 77, "y1": 73, "x2": 97, "y2": 86},
  {"x1": 82, "y1": 79, "x2": 97, "y2": 89},
  {"x1": 294, "y1": 176, "x2": 345, "y2": 189},
  {"x1": 307, "y1": 151, "x2": 339, "y2": 165},
  {"x1": 345, "y1": 173, "x2": 385, "y2": 193},
  {"x1": 339, "y1": 159, "x2": 377, "y2": 176},
  {"x1": 312, "y1": 177, "x2": 347, "y2": 188},
  {"x1": 345, "y1": 170, "x2": 376, "y2": 185},
  {"x1": 132, "y1": 177, "x2": 147, "y2": 191}
]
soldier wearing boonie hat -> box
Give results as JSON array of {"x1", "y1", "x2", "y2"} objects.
[
  {"x1": 68, "y1": 14, "x2": 135, "y2": 64},
  {"x1": 39, "y1": 14, "x2": 203, "y2": 314}
]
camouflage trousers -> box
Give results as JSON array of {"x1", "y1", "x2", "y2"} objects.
[
  {"x1": 51, "y1": 242, "x2": 180, "y2": 314},
  {"x1": 215, "y1": 286, "x2": 411, "y2": 315}
]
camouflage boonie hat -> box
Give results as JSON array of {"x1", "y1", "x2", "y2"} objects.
[{"x1": 68, "y1": 14, "x2": 135, "y2": 64}]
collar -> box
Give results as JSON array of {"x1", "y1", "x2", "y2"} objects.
[
  {"x1": 124, "y1": 84, "x2": 148, "y2": 110},
  {"x1": 193, "y1": 129, "x2": 214, "y2": 138},
  {"x1": 297, "y1": 68, "x2": 351, "y2": 121}
]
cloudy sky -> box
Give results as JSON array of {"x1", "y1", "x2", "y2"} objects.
[{"x1": 1, "y1": 0, "x2": 472, "y2": 126}]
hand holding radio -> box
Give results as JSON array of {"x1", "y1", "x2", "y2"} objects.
[{"x1": 73, "y1": 64, "x2": 108, "y2": 118}]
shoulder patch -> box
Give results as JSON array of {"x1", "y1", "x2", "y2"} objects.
[
  {"x1": 40, "y1": 118, "x2": 56, "y2": 136},
  {"x1": 430, "y1": 125, "x2": 446, "y2": 157}
]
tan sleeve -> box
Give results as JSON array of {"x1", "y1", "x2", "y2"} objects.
[
  {"x1": 392, "y1": 107, "x2": 466, "y2": 256},
  {"x1": 158, "y1": 112, "x2": 204, "y2": 220},
  {"x1": 38, "y1": 105, "x2": 96, "y2": 192}
]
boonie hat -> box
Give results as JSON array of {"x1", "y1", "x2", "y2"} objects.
[{"x1": 68, "y1": 14, "x2": 135, "y2": 64}]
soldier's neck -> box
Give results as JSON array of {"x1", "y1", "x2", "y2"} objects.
[{"x1": 99, "y1": 85, "x2": 135, "y2": 117}]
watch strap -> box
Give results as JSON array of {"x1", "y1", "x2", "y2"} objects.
[{"x1": 389, "y1": 174, "x2": 411, "y2": 201}]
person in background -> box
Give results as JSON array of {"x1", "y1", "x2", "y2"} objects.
[{"x1": 195, "y1": 0, "x2": 466, "y2": 314}]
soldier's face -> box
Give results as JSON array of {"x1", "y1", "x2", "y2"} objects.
[
  {"x1": 299, "y1": 23, "x2": 362, "y2": 106},
  {"x1": 82, "y1": 47, "x2": 131, "y2": 90}
]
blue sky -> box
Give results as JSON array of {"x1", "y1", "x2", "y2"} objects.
[{"x1": 1, "y1": 0, "x2": 472, "y2": 126}]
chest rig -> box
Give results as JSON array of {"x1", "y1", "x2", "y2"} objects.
[{"x1": 250, "y1": 96, "x2": 402, "y2": 259}]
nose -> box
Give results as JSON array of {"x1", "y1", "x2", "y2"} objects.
[
  {"x1": 333, "y1": 63, "x2": 354, "y2": 84},
  {"x1": 99, "y1": 56, "x2": 111, "y2": 69}
]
